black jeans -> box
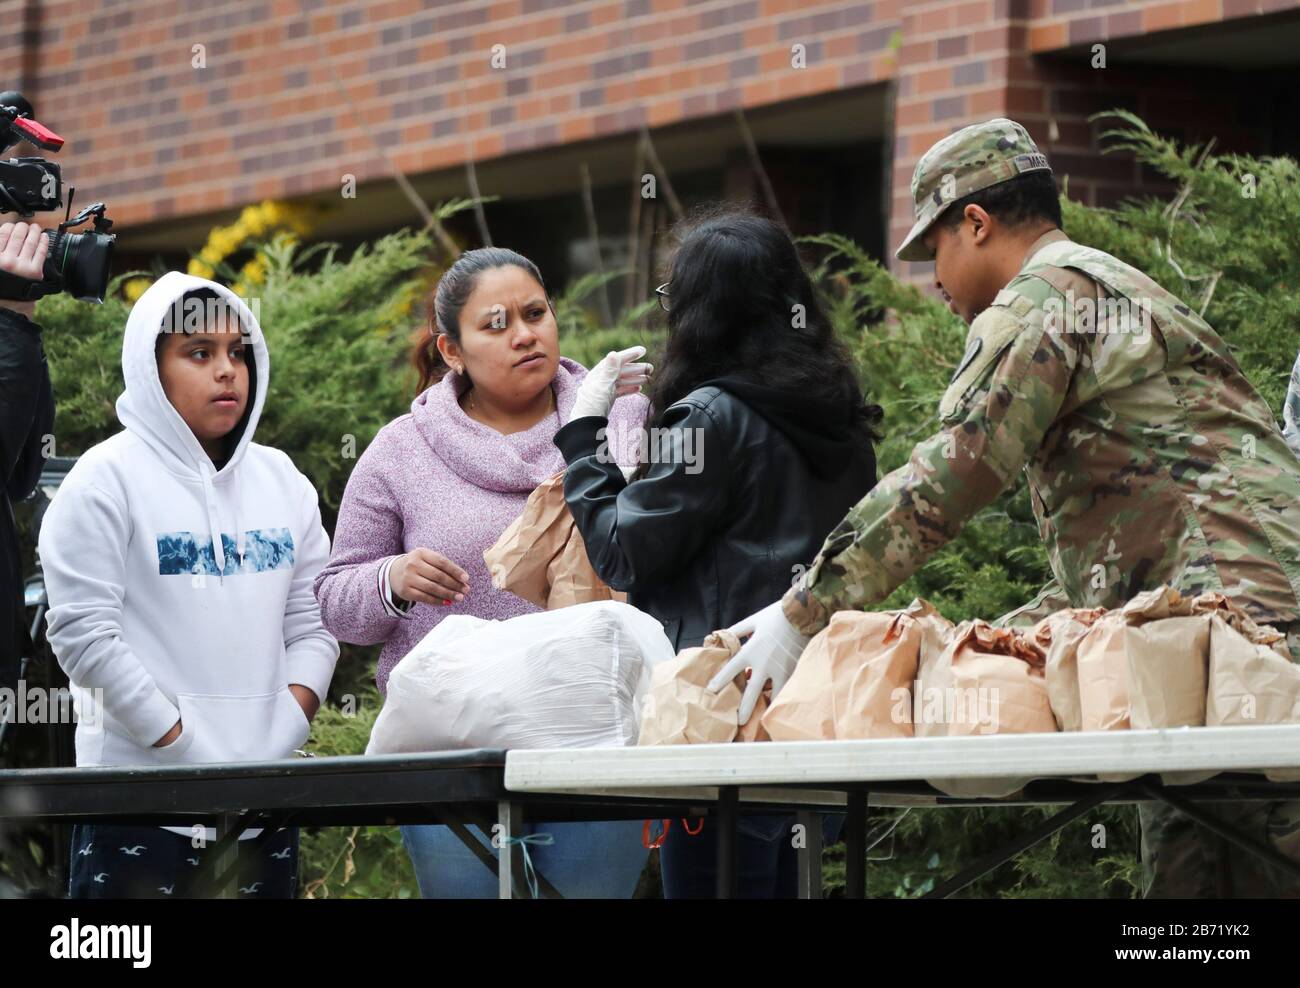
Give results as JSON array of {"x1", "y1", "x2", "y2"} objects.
[
  {"x1": 660, "y1": 813, "x2": 842, "y2": 898},
  {"x1": 67, "y1": 823, "x2": 299, "y2": 899}
]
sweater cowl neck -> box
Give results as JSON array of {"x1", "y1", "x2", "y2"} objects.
[{"x1": 410, "y1": 355, "x2": 587, "y2": 493}]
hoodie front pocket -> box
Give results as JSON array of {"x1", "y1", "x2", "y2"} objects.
[
  {"x1": 97, "y1": 716, "x2": 195, "y2": 766},
  {"x1": 175, "y1": 687, "x2": 311, "y2": 764}
]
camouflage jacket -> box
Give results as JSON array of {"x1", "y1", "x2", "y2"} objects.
[{"x1": 782, "y1": 229, "x2": 1300, "y2": 636}]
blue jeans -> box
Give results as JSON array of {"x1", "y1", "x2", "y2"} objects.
[
  {"x1": 401, "y1": 820, "x2": 648, "y2": 899},
  {"x1": 660, "y1": 813, "x2": 842, "y2": 899}
]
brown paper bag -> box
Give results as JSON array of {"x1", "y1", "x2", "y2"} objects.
[
  {"x1": 763, "y1": 600, "x2": 949, "y2": 742},
  {"x1": 943, "y1": 621, "x2": 1054, "y2": 738},
  {"x1": 1205, "y1": 615, "x2": 1300, "y2": 781},
  {"x1": 736, "y1": 687, "x2": 771, "y2": 743},
  {"x1": 1076, "y1": 616, "x2": 1131, "y2": 731},
  {"x1": 761, "y1": 623, "x2": 836, "y2": 741},
  {"x1": 1074, "y1": 587, "x2": 1213, "y2": 782},
  {"x1": 1036, "y1": 608, "x2": 1106, "y2": 732},
  {"x1": 485, "y1": 472, "x2": 625, "y2": 609},
  {"x1": 1207, "y1": 615, "x2": 1300, "y2": 726},
  {"x1": 1192, "y1": 592, "x2": 1291, "y2": 660},
  {"x1": 484, "y1": 472, "x2": 572, "y2": 608},
  {"x1": 637, "y1": 631, "x2": 766, "y2": 745},
  {"x1": 1076, "y1": 587, "x2": 1209, "y2": 734},
  {"x1": 1126, "y1": 615, "x2": 1209, "y2": 730},
  {"x1": 834, "y1": 609, "x2": 924, "y2": 739},
  {"x1": 546, "y1": 527, "x2": 626, "y2": 609},
  {"x1": 924, "y1": 621, "x2": 1052, "y2": 798},
  {"x1": 910, "y1": 602, "x2": 958, "y2": 739},
  {"x1": 1127, "y1": 612, "x2": 1218, "y2": 784},
  {"x1": 1123, "y1": 584, "x2": 1194, "y2": 619}
]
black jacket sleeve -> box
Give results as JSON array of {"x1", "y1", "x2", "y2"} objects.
[
  {"x1": 0, "y1": 307, "x2": 53, "y2": 502},
  {"x1": 554, "y1": 401, "x2": 732, "y2": 593}
]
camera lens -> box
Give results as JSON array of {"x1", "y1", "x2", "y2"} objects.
[{"x1": 45, "y1": 228, "x2": 115, "y2": 302}]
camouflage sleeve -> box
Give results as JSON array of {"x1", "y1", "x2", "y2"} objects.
[
  {"x1": 990, "y1": 578, "x2": 1070, "y2": 628},
  {"x1": 780, "y1": 293, "x2": 1080, "y2": 636}
]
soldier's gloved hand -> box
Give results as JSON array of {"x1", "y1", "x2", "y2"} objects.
[
  {"x1": 569, "y1": 346, "x2": 652, "y2": 421},
  {"x1": 709, "y1": 600, "x2": 811, "y2": 724}
]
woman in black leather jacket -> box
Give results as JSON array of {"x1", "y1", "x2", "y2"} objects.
[{"x1": 552, "y1": 209, "x2": 881, "y2": 897}]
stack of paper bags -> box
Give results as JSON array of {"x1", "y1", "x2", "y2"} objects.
[
  {"x1": 484, "y1": 471, "x2": 627, "y2": 610},
  {"x1": 639, "y1": 585, "x2": 1300, "y2": 786},
  {"x1": 762, "y1": 600, "x2": 952, "y2": 742},
  {"x1": 638, "y1": 630, "x2": 770, "y2": 745},
  {"x1": 1035, "y1": 586, "x2": 1300, "y2": 783}
]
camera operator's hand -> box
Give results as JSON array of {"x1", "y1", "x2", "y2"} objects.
[
  {"x1": 0, "y1": 220, "x2": 47, "y2": 281},
  {"x1": 0, "y1": 217, "x2": 47, "y2": 319}
]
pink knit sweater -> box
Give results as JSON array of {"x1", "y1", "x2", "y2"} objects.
[{"x1": 314, "y1": 357, "x2": 648, "y2": 694}]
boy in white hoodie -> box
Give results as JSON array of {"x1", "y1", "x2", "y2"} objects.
[{"x1": 39, "y1": 273, "x2": 339, "y2": 898}]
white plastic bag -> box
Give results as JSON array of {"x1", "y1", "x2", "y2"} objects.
[{"x1": 366, "y1": 600, "x2": 675, "y2": 753}]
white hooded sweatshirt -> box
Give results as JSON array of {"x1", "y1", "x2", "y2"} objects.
[{"x1": 39, "y1": 273, "x2": 339, "y2": 795}]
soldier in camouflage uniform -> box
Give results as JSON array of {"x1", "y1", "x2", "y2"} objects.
[{"x1": 727, "y1": 118, "x2": 1300, "y2": 897}]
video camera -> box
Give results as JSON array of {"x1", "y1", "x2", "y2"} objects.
[{"x1": 0, "y1": 91, "x2": 115, "y2": 303}]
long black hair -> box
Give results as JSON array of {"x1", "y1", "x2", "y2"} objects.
[{"x1": 642, "y1": 207, "x2": 883, "y2": 441}]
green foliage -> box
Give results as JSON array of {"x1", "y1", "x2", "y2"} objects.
[
  {"x1": 34, "y1": 276, "x2": 136, "y2": 459},
  {"x1": 554, "y1": 267, "x2": 665, "y2": 367},
  {"x1": 1063, "y1": 110, "x2": 1300, "y2": 416},
  {"x1": 843, "y1": 805, "x2": 1141, "y2": 900}
]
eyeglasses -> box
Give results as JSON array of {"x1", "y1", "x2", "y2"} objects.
[{"x1": 654, "y1": 282, "x2": 670, "y2": 313}]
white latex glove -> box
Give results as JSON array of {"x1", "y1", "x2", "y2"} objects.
[
  {"x1": 708, "y1": 599, "x2": 812, "y2": 724},
  {"x1": 570, "y1": 345, "x2": 652, "y2": 421}
]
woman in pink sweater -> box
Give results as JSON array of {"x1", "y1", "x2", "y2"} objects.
[{"x1": 314, "y1": 247, "x2": 650, "y2": 898}]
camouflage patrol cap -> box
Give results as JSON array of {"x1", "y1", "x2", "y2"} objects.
[{"x1": 896, "y1": 118, "x2": 1052, "y2": 263}]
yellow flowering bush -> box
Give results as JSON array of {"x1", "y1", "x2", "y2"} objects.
[
  {"x1": 185, "y1": 200, "x2": 316, "y2": 286},
  {"x1": 123, "y1": 200, "x2": 317, "y2": 303},
  {"x1": 122, "y1": 277, "x2": 152, "y2": 303}
]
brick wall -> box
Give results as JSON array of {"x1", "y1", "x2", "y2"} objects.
[{"x1": 0, "y1": 0, "x2": 901, "y2": 226}]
